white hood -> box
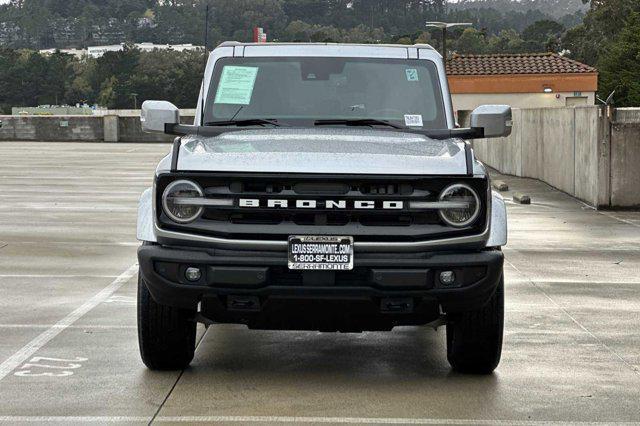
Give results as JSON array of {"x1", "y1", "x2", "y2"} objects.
[{"x1": 172, "y1": 128, "x2": 471, "y2": 175}]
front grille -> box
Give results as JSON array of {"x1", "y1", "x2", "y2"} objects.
[{"x1": 156, "y1": 173, "x2": 488, "y2": 243}]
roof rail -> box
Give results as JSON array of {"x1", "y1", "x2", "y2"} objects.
[
  {"x1": 214, "y1": 41, "x2": 436, "y2": 50},
  {"x1": 217, "y1": 41, "x2": 242, "y2": 48},
  {"x1": 412, "y1": 44, "x2": 435, "y2": 50}
]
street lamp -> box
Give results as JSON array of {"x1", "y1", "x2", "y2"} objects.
[
  {"x1": 130, "y1": 93, "x2": 139, "y2": 110},
  {"x1": 426, "y1": 22, "x2": 472, "y2": 59}
]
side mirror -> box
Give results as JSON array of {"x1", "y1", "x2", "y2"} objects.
[
  {"x1": 141, "y1": 100, "x2": 180, "y2": 134},
  {"x1": 470, "y1": 105, "x2": 512, "y2": 138}
]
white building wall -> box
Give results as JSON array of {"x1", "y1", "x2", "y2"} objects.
[
  {"x1": 452, "y1": 92, "x2": 596, "y2": 112},
  {"x1": 87, "y1": 44, "x2": 124, "y2": 58},
  {"x1": 85, "y1": 43, "x2": 203, "y2": 58}
]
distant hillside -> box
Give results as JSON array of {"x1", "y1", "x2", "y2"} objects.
[
  {"x1": 0, "y1": 0, "x2": 585, "y2": 50},
  {"x1": 446, "y1": 0, "x2": 587, "y2": 32},
  {"x1": 450, "y1": 0, "x2": 588, "y2": 15}
]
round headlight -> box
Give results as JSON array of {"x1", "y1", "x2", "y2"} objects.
[
  {"x1": 162, "y1": 180, "x2": 204, "y2": 223},
  {"x1": 438, "y1": 183, "x2": 480, "y2": 227}
]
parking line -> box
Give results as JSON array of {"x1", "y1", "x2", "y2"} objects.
[
  {"x1": 15, "y1": 241, "x2": 139, "y2": 247},
  {"x1": 0, "y1": 417, "x2": 148, "y2": 423},
  {"x1": 154, "y1": 416, "x2": 640, "y2": 425},
  {"x1": 0, "y1": 324, "x2": 136, "y2": 330},
  {"x1": 0, "y1": 263, "x2": 138, "y2": 382},
  {"x1": 0, "y1": 275, "x2": 121, "y2": 278},
  {"x1": 0, "y1": 416, "x2": 637, "y2": 425}
]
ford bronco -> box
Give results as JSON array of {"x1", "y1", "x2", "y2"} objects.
[{"x1": 136, "y1": 42, "x2": 511, "y2": 374}]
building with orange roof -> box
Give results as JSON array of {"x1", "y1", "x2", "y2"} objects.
[{"x1": 447, "y1": 53, "x2": 598, "y2": 115}]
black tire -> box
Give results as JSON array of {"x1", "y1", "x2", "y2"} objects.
[
  {"x1": 137, "y1": 272, "x2": 197, "y2": 370},
  {"x1": 446, "y1": 274, "x2": 504, "y2": 374}
]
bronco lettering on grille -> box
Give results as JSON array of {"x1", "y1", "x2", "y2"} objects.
[{"x1": 238, "y1": 199, "x2": 404, "y2": 210}]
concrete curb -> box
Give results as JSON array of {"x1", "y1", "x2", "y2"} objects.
[
  {"x1": 492, "y1": 180, "x2": 509, "y2": 191},
  {"x1": 513, "y1": 192, "x2": 531, "y2": 204}
]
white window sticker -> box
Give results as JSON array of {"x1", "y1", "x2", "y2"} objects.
[
  {"x1": 404, "y1": 114, "x2": 423, "y2": 127},
  {"x1": 405, "y1": 68, "x2": 419, "y2": 81},
  {"x1": 214, "y1": 66, "x2": 259, "y2": 105}
]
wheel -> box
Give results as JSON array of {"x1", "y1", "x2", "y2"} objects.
[
  {"x1": 137, "y1": 272, "x2": 197, "y2": 370},
  {"x1": 446, "y1": 274, "x2": 504, "y2": 374}
]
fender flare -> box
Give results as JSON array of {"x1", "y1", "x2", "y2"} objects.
[
  {"x1": 136, "y1": 188, "x2": 156, "y2": 243},
  {"x1": 486, "y1": 190, "x2": 507, "y2": 247}
]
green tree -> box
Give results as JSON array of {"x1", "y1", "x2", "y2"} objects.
[
  {"x1": 64, "y1": 57, "x2": 97, "y2": 105},
  {"x1": 454, "y1": 28, "x2": 487, "y2": 54},
  {"x1": 98, "y1": 75, "x2": 118, "y2": 108},
  {"x1": 561, "y1": 0, "x2": 640, "y2": 65},
  {"x1": 129, "y1": 48, "x2": 205, "y2": 109},
  {"x1": 597, "y1": 12, "x2": 640, "y2": 106},
  {"x1": 39, "y1": 51, "x2": 75, "y2": 105},
  {"x1": 0, "y1": 48, "x2": 22, "y2": 112},
  {"x1": 522, "y1": 19, "x2": 564, "y2": 43},
  {"x1": 487, "y1": 29, "x2": 526, "y2": 53},
  {"x1": 91, "y1": 46, "x2": 141, "y2": 108}
]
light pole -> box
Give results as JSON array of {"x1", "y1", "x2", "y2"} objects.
[{"x1": 426, "y1": 22, "x2": 472, "y2": 59}]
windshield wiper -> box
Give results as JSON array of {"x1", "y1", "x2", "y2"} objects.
[
  {"x1": 204, "y1": 118, "x2": 283, "y2": 127},
  {"x1": 314, "y1": 119, "x2": 404, "y2": 129}
]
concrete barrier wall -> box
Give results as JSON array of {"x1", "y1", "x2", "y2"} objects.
[
  {"x1": 473, "y1": 106, "x2": 603, "y2": 206},
  {"x1": 610, "y1": 111, "x2": 640, "y2": 208},
  {"x1": 93, "y1": 108, "x2": 197, "y2": 117},
  {"x1": 0, "y1": 115, "x2": 104, "y2": 142},
  {"x1": 0, "y1": 113, "x2": 195, "y2": 143},
  {"x1": 473, "y1": 106, "x2": 640, "y2": 209},
  {"x1": 118, "y1": 115, "x2": 195, "y2": 142}
]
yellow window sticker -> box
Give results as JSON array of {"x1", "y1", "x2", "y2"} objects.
[{"x1": 214, "y1": 66, "x2": 259, "y2": 105}]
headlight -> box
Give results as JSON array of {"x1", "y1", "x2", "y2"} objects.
[
  {"x1": 438, "y1": 183, "x2": 480, "y2": 227},
  {"x1": 162, "y1": 180, "x2": 204, "y2": 223}
]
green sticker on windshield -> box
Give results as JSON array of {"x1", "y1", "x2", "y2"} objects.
[
  {"x1": 405, "y1": 68, "x2": 419, "y2": 81},
  {"x1": 214, "y1": 66, "x2": 259, "y2": 105}
]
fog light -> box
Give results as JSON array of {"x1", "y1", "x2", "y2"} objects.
[
  {"x1": 185, "y1": 267, "x2": 202, "y2": 282},
  {"x1": 439, "y1": 270, "x2": 456, "y2": 286}
]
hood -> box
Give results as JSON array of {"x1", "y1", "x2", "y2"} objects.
[{"x1": 174, "y1": 128, "x2": 469, "y2": 175}]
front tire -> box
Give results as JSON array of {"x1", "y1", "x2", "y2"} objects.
[
  {"x1": 446, "y1": 275, "x2": 504, "y2": 374},
  {"x1": 137, "y1": 272, "x2": 197, "y2": 370}
]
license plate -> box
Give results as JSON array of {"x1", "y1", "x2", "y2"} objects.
[{"x1": 288, "y1": 236, "x2": 354, "y2": 271}]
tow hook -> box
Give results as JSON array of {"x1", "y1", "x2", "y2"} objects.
[
  {"x1": 381, "y1": 298, "x2": 414, "y2": 313},
  {"x1": 227, "y1": 296, "x2": 261, "y2": 311}
]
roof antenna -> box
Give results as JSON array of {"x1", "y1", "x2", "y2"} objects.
[{"x1": 199, "y1": 4, "x2": 210, "y2": 126}]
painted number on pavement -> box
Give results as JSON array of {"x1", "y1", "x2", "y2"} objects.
[{"x1": 14, "y1": 356, "x2": 88, "y2": 377}]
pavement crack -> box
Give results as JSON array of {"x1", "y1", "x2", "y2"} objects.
[
  {"x1": 148, "y1": 326, "x2": 209, "y2": 425},
  {"x1": 505, "y1": 258, "x2": 640, "y2": 379}
]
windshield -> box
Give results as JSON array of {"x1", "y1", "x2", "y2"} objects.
[{"x1": 203, "y1": 56, "x2": 447, "y2": 129}]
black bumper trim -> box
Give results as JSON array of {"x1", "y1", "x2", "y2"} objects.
[{"x1": 138, "y1": 244, "x2": 503, "y2": 314}]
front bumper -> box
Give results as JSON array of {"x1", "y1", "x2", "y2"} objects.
[{"x1": 138, "y1": 244, "x2": 503, "y2": 330}]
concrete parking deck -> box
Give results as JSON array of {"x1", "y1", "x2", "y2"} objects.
[{"x1": 0, "y1": 142, "x2": 639, "y2": 425}]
